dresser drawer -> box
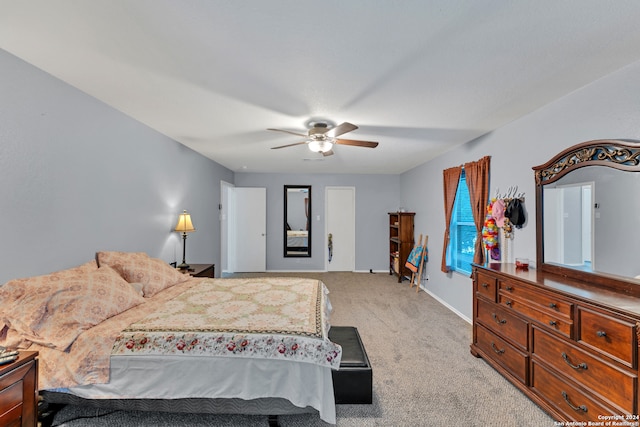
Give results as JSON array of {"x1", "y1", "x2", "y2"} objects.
[
  {"x1": 499, "y1": 279, "x2": 573, "y2": 318},
  {"x1": 532, "y1": 326, "x2": 636, "y2": 413},
  {"x1": 476, "y1": 324, "x2": 528, "y2": 384},
  {"x1": 0, "y1": 353, "x2": 37, "y2": 427},
  {"x1": 476, "y1": 298, "x2": 528, "y2": 350},
  {"x1": 0, "y1": 363, "x2": 31, "y2": 412},
  {"x1": 475, "y1": 270, "x2": 497, "y2": 301},
  {"x1": 0, "y1": 381, "x2": 23, "y2": 425},
  {"x1": 498, "y1": 293, "x2": 573, "y2": 339},
  {"x1": 578, "y1": 307, "x2": 636, "y2": 368},
  {"x1": 531, "y1": 360, "x2": 622, "y2": 423}
]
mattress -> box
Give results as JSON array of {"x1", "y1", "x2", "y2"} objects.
[
  {"x1": 52, "y1": 354, "x2": 335, "y2": 421},
  {"x1": 287, "y1": 230, "x2": 308, "y2": 248}
]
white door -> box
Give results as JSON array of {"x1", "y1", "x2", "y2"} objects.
[
  {"x1": 326, "y1": 187, "x2": 355, "y2": 271},
  {"x1": 234, "y1": 187, "x2": 266, "y2": 272},
  {"x1": 220, "y1": 181, "x2": 233, "y2": 274}
]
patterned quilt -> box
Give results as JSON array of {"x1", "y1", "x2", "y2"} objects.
[
  {"x1": 112, "y1": 277, "x2": 341, "y2": 368},
  {"x1": 28, "y1": 277, "x2": 340, "y2": 390}
]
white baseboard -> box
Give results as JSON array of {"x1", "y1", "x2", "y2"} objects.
[
  {"x1": 354, "y1": 269, "x2": 389, "y2": 274},
  {"x1": 227, "y1": 270, "x2": 387, "y2": 274},
  {"x1": 266, "y1": 270, "x2": 389, "y2": 274},
  {"x1": 424, "y1": 288, "x2": 472, "y2": 324}
]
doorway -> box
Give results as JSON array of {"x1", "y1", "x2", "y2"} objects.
[
  {"x1": 543, "y1": 182, "x2": 594, "y2": 269},
  {"x1": 326, "y1": 187, "x2": 355, "y2": 271},
  {"x1": 220, "y1": 183, "x2": 266, "y2": 274}
]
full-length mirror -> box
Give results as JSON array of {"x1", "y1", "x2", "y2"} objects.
[
  {"x1": 534, "y1": 139, "x2": 640, "y2": 292},
  {"x1": 284, "y1": 185, "x2": 311, "y2": 257}
]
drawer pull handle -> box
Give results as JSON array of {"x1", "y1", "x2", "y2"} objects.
[
  {"x1": 491, "y1": 342, "x2": 505, "y2": 355},
  {"x1": 561, "y1": 352, "x2": 588, "y2": 370},
  {"x1": 561, "y1": 391, "x2": 588, "y2": 413},
  {"x1": 505, "y1": 300, "x2": 512, "y2": 307},
  {"x1": 549, "y1": 302, "x2": 557, "y2": 309},
  {"x1": 549, "y1": 320, "x2": 557, "y2": 327},
  {"x1": 492, "y1": 313, "x2": 507, "y2": 324},
  {"x1": 596, "y1": 330, "x2": 607, "y2": 337},
  {"x1": 505, "y1": 286, "x2": 513, "y2": 291},
  {"x1": 481, "y1": 283, "x2": 489, "y2": 288}
]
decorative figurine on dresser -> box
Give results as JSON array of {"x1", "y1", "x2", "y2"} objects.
[{"x1": 471, "y1": 139, "x2": 640, "y2": 424}]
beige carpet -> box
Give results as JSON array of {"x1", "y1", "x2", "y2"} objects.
[{"x1": 51, "y1": 272, "x2": 556, "y2": 426}]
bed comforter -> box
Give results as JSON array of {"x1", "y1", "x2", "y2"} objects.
[{"x1": 1, "y1": 265, "x2": 341, "y2": 423}]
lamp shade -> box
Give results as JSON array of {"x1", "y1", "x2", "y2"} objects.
[
  {"x1": 175, "y1": 210, "x2": 195, "y2": 233},
  {"x1": 308, "y1": 139, "x2": 333, "y2": 153}
]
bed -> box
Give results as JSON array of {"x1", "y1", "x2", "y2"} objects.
[
  {"x1": 0, "y1": 252, "x2": 342, "y2": 424},
  {"x1": 287, "y1": 230, "x2": 309, "y2": 253}
]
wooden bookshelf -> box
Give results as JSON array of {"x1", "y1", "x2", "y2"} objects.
[{"x1": 388, "y1": 212, "x2": 415, "y2": 282}]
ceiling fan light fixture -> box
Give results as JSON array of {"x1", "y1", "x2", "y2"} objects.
[
  {"x1": 268, "y1": 121, "x2": 377, "y2": 154},
  {"x1": 308, "y1": 139, "x2": 334, "y2": 153}
]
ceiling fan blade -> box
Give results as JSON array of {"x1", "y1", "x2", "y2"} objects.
[
  {"x1": 271, "y1": 141, "x2": 307, "y2": 149},
  {"x1": 322, "y1": 149, "x2": 335, "y2": 157},
  {"x1": 267, "y1": 128, "x2": 308, "y2": 138},
  {"x1": 335, "y1": 138, "x2": 378, "y2": 148},
  {"x1": 325, "y1": 122, "x2": 358, "y2": 138}
]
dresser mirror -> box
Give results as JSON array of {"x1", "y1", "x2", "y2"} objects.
[
  {"x1": 284, "y1": 185, "x2": 311, "y2": 257},
  {"x1": 533, "y1": 139, "x2": 640, "y2": 293}
]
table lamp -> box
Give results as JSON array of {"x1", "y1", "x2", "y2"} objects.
[{"x1": 175, "y1": 210, "x2": 195, "y2": 269}]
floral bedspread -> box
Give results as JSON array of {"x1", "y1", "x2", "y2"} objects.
[
  {"x1": 30, "y1": 278, "x2": 203, "y2": 390},
  {"x1": 112, "y1": 277, "x2": 342, "y2": 368},
  {"x1": 31, "y1": 277, "x2": 340, "y2": 390}
]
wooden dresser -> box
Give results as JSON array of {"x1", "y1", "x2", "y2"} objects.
[
  {"x1": 0, "y1": 351, "x2": 38, "y2": 427},
  {"x1": 471, "y1": 263, "x2": 640, "y2": 423}
]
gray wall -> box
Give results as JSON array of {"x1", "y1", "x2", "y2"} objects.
[
  {"x1": 3, "y1": 45, "x2": 640, "y2": 324},
  {"x1": 234, "y1": 173, "x2": 400, "y2": 272},
  {"x1": 400, "y1": 59, "x2": 640, "y2": 321},
  {"x1": 0, "y1": 49, "x2": 234, "y2": 283}
]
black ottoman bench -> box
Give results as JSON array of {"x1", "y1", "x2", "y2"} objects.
[{"x1": 328, "y1": 326, "x2": 372, "y2": 404}]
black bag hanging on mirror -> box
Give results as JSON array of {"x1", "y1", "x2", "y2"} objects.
[{"x1": 505, "y1": 198, "x2": 525, "y2": 229}]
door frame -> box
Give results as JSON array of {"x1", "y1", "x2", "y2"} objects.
[
  {"x1": 220, "y1": 181, "x2": 235, "y2": 274},
  {"x1": 233, "y1": 187, "x2": 267, "y2": 272},
  {"x1": 325, "y1": 186, "x2": 356, "y2": 271},
  {"x1": 221, "y1": 183, "x2": 267, "y2": 274}
]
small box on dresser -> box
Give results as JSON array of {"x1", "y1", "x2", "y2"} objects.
[{"x1": 0, "y1": 351, "x2": 38, "y2": 427}]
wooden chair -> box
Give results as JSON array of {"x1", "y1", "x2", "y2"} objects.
[{"x1": 406, "y1": 234, "x2": 428, "y2": 293}]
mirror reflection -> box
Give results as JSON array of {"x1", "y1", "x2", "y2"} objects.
[
  {"x1": 284, "y1": 185, "x2": 311, "y2": 257},
  {"x1": 543, "y1": 166, "x2": 640, "y2": 279}
]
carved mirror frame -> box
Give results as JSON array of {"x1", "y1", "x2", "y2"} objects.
[{"x1": 533, "y1": 139, "x2": 640, "y2": 295}]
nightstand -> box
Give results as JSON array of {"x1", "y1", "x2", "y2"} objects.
[
  {"x1": 187, "y1": 264, "x2": 215, "y2": 278},
  {"x1": 0, "y1": 351, "x2": 38, "y2": 427}
]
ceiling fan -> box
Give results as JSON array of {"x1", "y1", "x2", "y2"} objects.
[{"x1": 268, "y1": 122, "x2": 378, "y2": 156}]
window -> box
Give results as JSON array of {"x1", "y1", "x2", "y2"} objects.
[{"x1": 448, "y1": 171, "x2": 476, "y2": 275}]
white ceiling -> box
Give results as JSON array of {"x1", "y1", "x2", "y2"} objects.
[{"x1": 2, "y1": 1, "x2": 640, "y2": 174}]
